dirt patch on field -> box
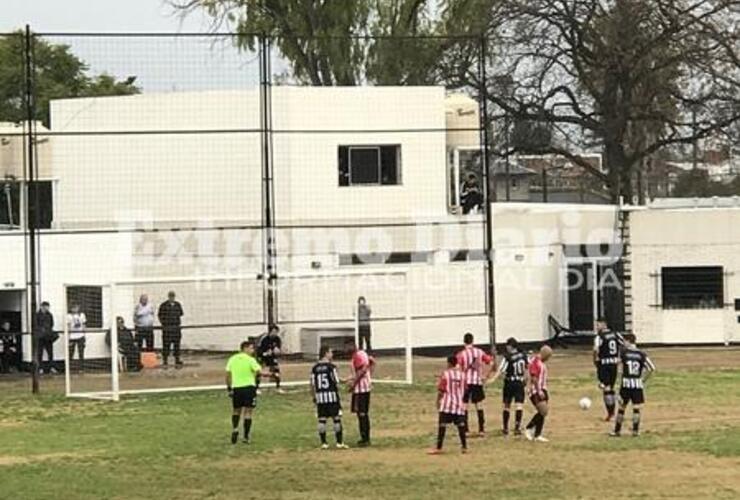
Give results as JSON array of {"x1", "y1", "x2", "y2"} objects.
[{"x1": 0, "y1": 451, "x2": 93, "y2": 467}]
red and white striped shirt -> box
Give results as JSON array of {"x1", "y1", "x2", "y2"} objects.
[
  {"x1": 529, "y1": 355, "x2": 548, "y2": 396},
  {"x1": 456, "y1": 345, "x2": 493, "y2": 386},
  {"x1": 351, "y1": 350, "x2": 373, "y2": 394},
  {"x1": 437, "y1": 367, "x2": 466, "y2": 415}
]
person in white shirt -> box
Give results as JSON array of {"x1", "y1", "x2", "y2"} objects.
[
  {"x1": 67, "y1": 304, "x2": 87, "y2": 372},
  {"x1": 133, "y1": 294, "x2": 155, "y2": 352}
]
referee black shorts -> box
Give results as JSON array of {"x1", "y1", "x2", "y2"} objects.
[
  {"x1": 232, "y1": 386, "x2": 257, "y2": 410},
  {"x1": 351, "y1": 392, "x2": 371, "y2": 414}
]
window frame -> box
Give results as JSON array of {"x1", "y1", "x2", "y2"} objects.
[
  {"x1": 660, "y1": 265, "x2": 724, "y2": 310},
  {"x1": 338, "y1": 144, "x2": 402, "y2": 187}
]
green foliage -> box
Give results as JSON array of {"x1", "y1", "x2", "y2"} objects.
[
  {"x1": 0, "y1": 32, "x2": 139, "y2": 126},
  {"x1": 175, "y1": 0, "x2": 493, "y2": 86}
]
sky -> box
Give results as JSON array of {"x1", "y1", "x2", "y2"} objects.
[{"x1": 1, "y1": 0, "x2": 263, "y2": 92}]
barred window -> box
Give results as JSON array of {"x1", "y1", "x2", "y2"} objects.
[{"x1": 661, "y1": 266, "x2": 723, "y2": 309}]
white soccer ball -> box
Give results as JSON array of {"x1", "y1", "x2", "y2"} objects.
[{"x1": 579, "y1": 397, "x2": 592, "y2": 411}]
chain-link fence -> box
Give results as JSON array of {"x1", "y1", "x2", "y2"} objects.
[{"x1": 1, "y1": 30, "x2": 503, "y2": 394}]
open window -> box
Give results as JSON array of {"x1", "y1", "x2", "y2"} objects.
[
  {"x1": 0, "y1": 180, "x2": 20, "y2": 230},
  {"x1": 338, "y1": 145, "x2": 401, "y2": 186},
  {"x1": 448, "y1": 147, "x2": 484, "y2": 213},
  {"x1": 0, "y1": 179, "x2": 54, "y2": 230},
  {"x1": 661, "y1": 266, "x2": 724, "y2": 309}
]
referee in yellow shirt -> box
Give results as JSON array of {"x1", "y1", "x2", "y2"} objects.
[{"x1": 226, "y1": 340, "x2": 266, "y2": 444}]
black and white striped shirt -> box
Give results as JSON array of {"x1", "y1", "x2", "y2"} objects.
[
  {"x1": 595, "y1": 330, "x2": 623, "y2": 365},
  {"x1": 498, "y1": 350, "x2": 529, "y2": 383},
  {"x1": 620, "y1": 348, "x2": 656, "y2": 390},
  {"x1": 310, "y1": 361, "x2": 340, "y2": 405}
]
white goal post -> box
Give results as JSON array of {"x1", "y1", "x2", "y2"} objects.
[{"x1": 64, "y1": 268, "x2": 413, "y2": 401}]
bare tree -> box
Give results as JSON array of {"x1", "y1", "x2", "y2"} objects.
[{"x1": 484, "y1": 0, "x2": 740, "y2": 202}]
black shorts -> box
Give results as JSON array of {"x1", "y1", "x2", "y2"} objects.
[
  {"x1": 530, "y1": 390, "x2": 549, "y2": 406},
  {"x1": 619, "y1": 387, "x2": 645, "y2": 405},
  {"x1": 503, "y1": 381, "x2": 525, "y2": 404},
  {"x1": 261, "y1": 356, "x2": 280, "y2": 373},
  {"x1": 463, "y1": 384, "x2": 486, "y2": 404},
  {"x1": 439, "y1": 412, "x2": 465, "y2": 426},
  {"x1": 598, "y1": 364, "x2": 618, "y2": 388},
  {"x1": 317, "y1": 402, "x2": 342, "y2": 419},
  {"x1": 351, "y1": 392, "x2": 371, "y2": 414},
  {"x1": 232, "y1": 386, "x2": 257, "y2": 409}
]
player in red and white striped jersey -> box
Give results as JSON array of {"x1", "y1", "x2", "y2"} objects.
[
  {"x1": 348, "y1": 342, "x2": 375, "y2": 447},
  {"x1": 428, "y1": 355, "x2": 468, "y2": 455},
  {"x1": 525, "y1": 345, "x2": 553, "y2": 442},
  {"x1": 456, "y1": 333, "x2": 495, "y2": 436}
]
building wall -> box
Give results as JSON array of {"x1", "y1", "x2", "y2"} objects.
[
  {"x1": 491, "y1": 203, "x2": 620, "y2": 343},
  {"x1": 50, "y1": 87, "x2": 448, "y2": 229},
  {"x1": 630, "y1": 208, "x2": 740, "y2": 344}
]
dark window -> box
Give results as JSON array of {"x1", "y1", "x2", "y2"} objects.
[
  {"x1": 338, "y1": 145, "x2": 401, "y2": 186},
  {"x1": 661, "y1": 266, "x2": 723, "y2": 309},
  {"x1": 66, "y1": 286, "x2": 103, "y2": 328},
  {"x1": 28, "y1": 181, "x2": 53, "y2": 229},
  {"x1": 339, "y1": 252, "x2": 429, "y2": 266},
  {"x1": 450, "y1": 249, "x2": 487, "y2": 262}
]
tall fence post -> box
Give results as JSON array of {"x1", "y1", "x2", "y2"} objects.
[
  {"x1": 259, "y1": 33, "x2": 278, "y2": 328},
  {"x1": 23, "y1": 25, "x2": 40, "y2": 394},
  {"x1": 479, "y1": 35, "x2": 497, "y2": 351}
]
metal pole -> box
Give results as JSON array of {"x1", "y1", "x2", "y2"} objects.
[
  {"x1": 692, "y1": 107, "x2": 698, "y2": 171},
  {"x1": 542, "y1": 165, "x2": 548, "y2": 202},
  {"x1": 110, "y1": 284, "x2": 120, "y2": 401},
  {"x1": 24, "y1": 25, "x2": 40, "y2": 394},
  {"x1": 259, "y1": 34, "x2": 277, "y2": 329},
  {"x1": 504, "y1": 113, "x2": 511, "y2": 201},
  {"x1": 479, "y1": 36, "x2": 497, "y2": 350}
]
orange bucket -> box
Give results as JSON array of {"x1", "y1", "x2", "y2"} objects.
[{"x1": 141, "y1": 352, "x2": 159, "y2": 369}]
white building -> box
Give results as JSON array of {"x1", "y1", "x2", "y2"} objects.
[{"x1": 1, "y1": 87, "x2": 738, "y2": 369}]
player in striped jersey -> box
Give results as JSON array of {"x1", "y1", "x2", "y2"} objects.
[
  {"x1": 456, "y1": 333, "x2": 495, "y2": 436},
  {"x1": 310, "y1": 346, "x2": 349, "y2": 449},
  {"x1": 594, "y1": 318, "x2": 623, "y2": 421},
  {"x1": 525, "y1": 345, "x2": 552, "y2": 443},
  {"x1": 489, "y1": 337, "x2": 529, "y2": 436},
  {"x1": 611, "y1": 334, "x2": 656, "y2": 437},
  {"x1": 428, "y1": 355, "x2": 468, "y2": 455},
  {"x1": 347, "y1": 341, "x2": 375, "y2": 447}
]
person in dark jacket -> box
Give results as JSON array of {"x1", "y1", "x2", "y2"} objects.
[
  {"x1": 106, "y1": 317, "x2": 142, "y2": 372},
  {"x1": 35, "y1": 301, "x2": 57, "y2": 374},
  {"x1": 158, "y1": 291, "x2": 184, "y2": 368}
]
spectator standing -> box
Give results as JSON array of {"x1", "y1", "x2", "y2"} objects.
[
  {"x1": 133, "y1": 294, "x2": 155, "y2": 352},
  {"x1": 0, "y1": 320, "x2": 20, "y2": 373},
  {"x1": 357, "y1": 297, "x2": 372, "y2": 353},
  {"x1": 67, "y1": 304, "x2": 87, "y2": 372},
  {"x1": 35, "y1": 301, "x2": 57, "y2": 374},
  {"x1": 158, "y1": 291, "x2": 184, "y2": 368}
]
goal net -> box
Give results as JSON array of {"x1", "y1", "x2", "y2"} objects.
[{"x1": 64, "y1": 269, "x2": 411, "y2": 401}]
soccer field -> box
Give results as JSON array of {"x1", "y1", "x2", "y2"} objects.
[{"x1": 2, "y1": 348, "x2": 740, "y2": 499}]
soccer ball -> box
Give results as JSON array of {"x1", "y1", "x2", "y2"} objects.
[{"x1": 579, "y1": 397, "x2": 592, "y2": 410}]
